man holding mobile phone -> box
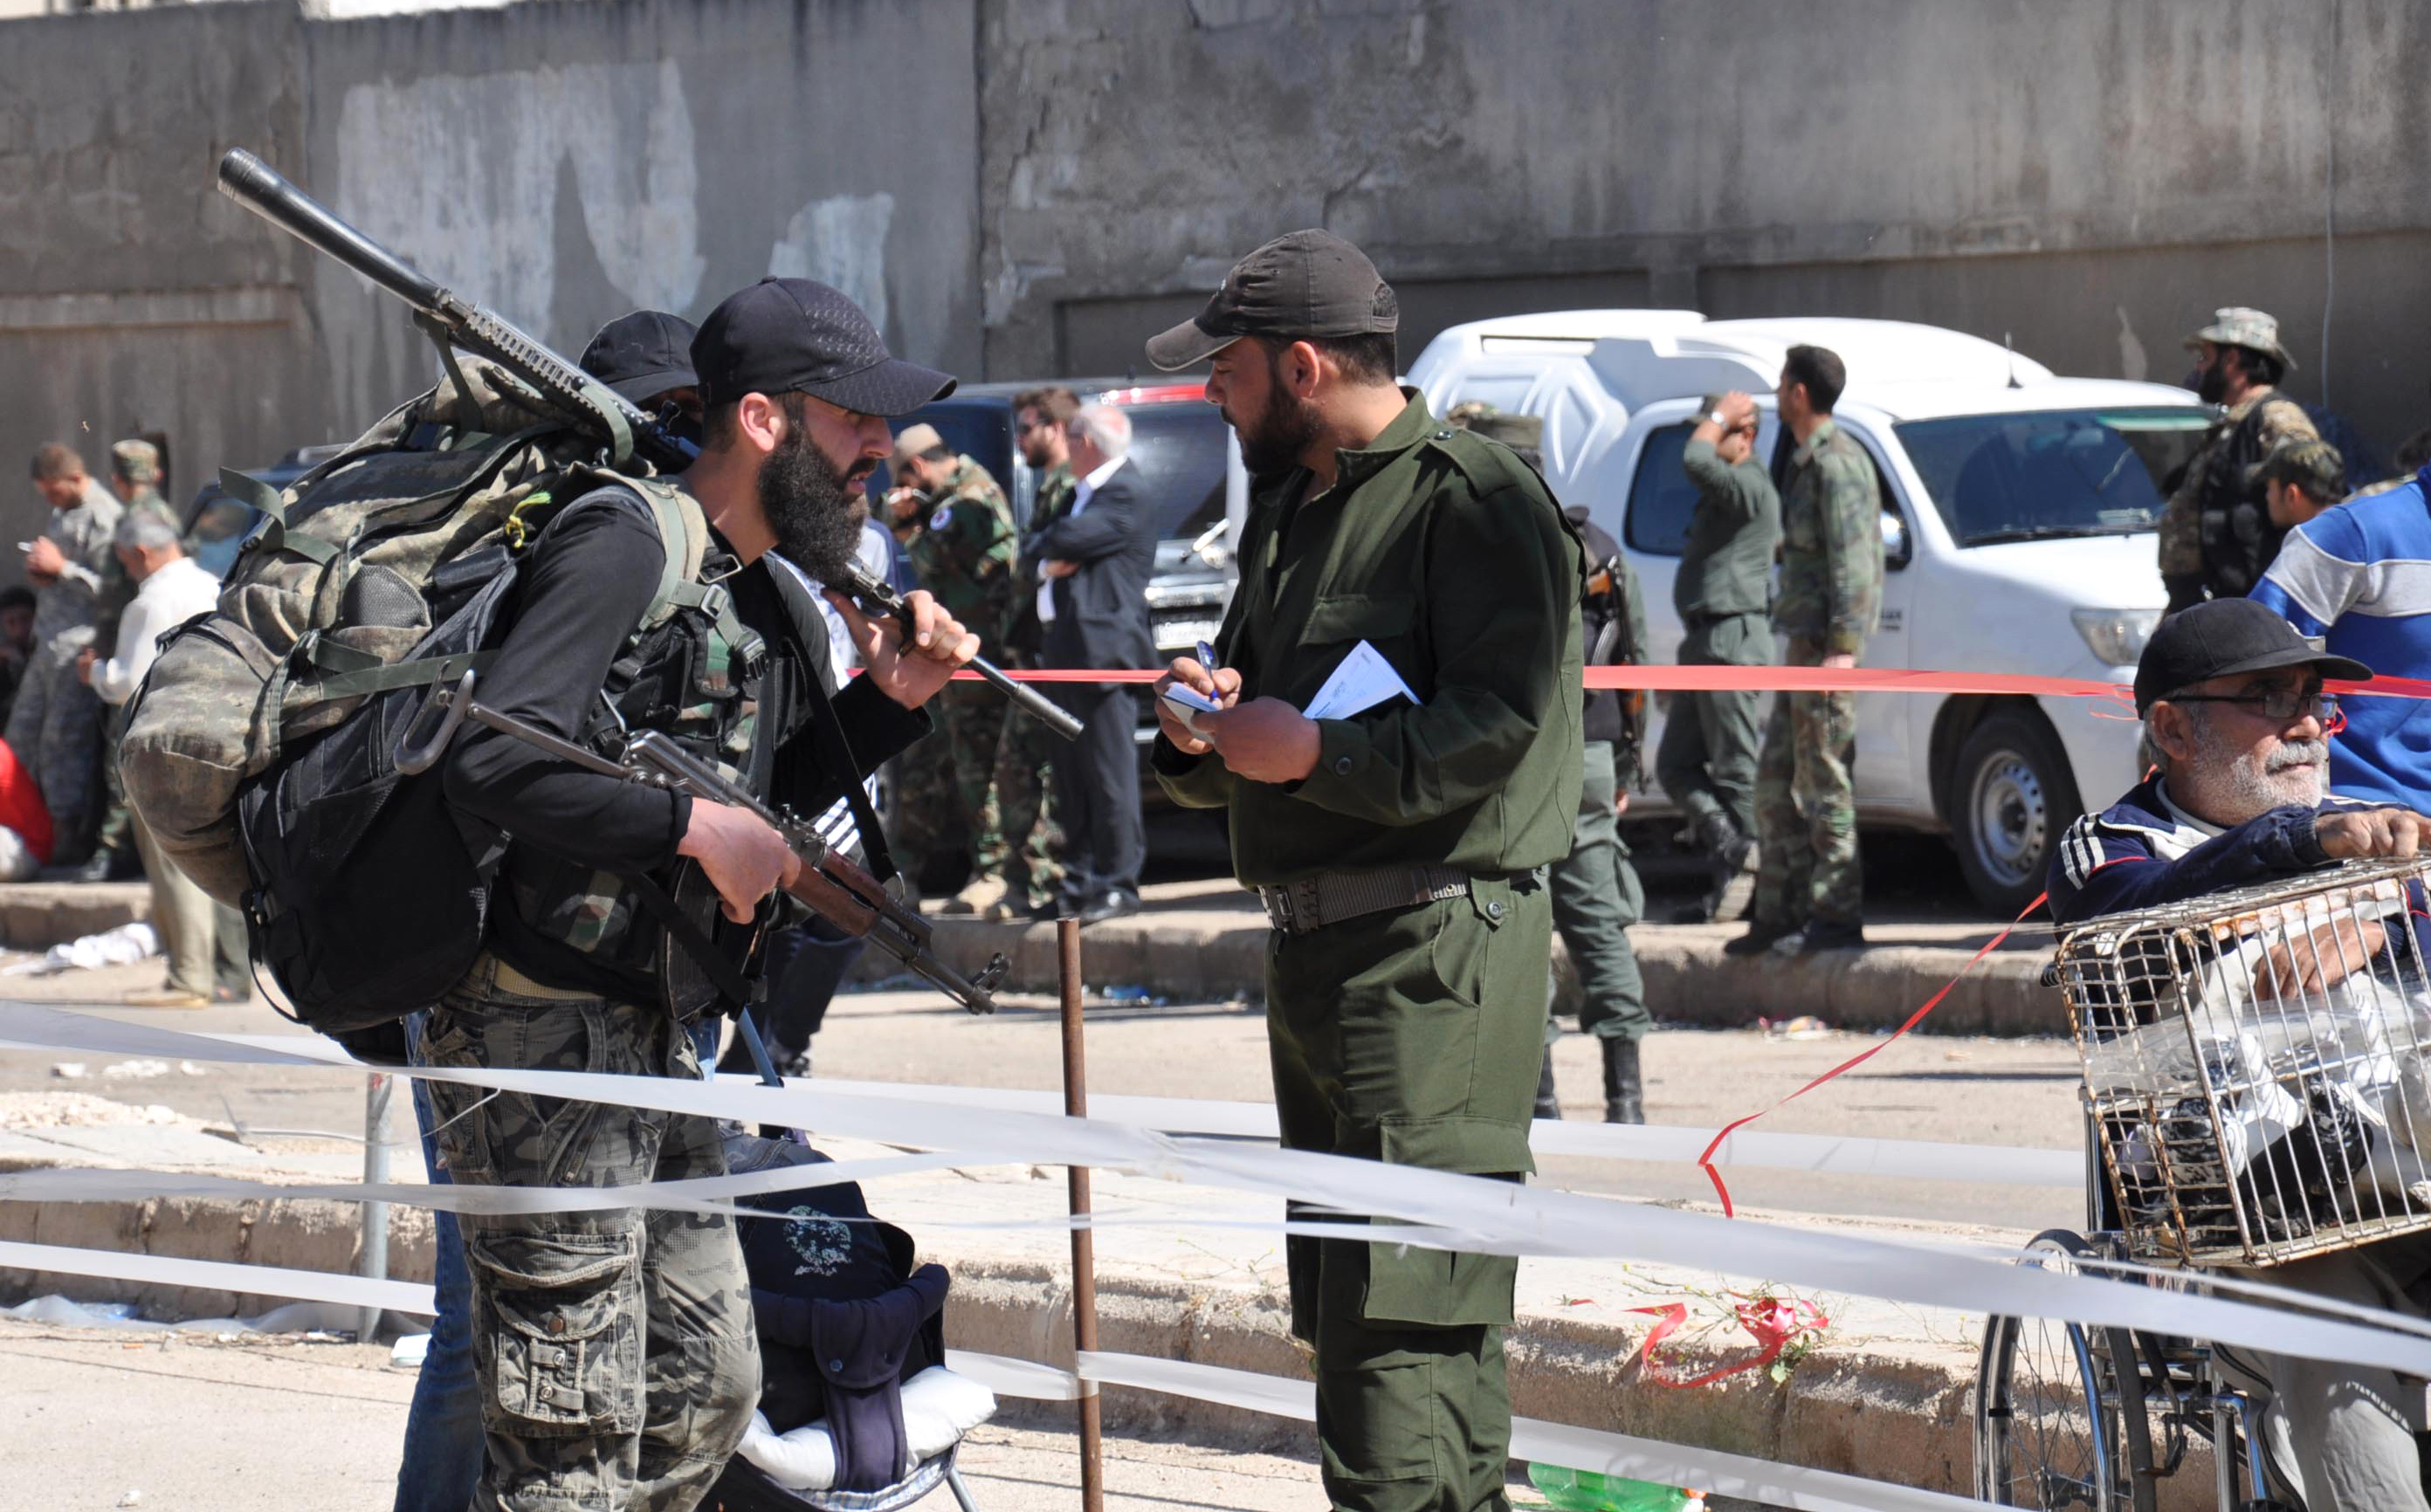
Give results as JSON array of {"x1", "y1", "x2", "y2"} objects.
[{"x1": 1146, "y1": 230, "x2": 1584, "y2": 1512}]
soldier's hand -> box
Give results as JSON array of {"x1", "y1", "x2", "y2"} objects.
[
  {"x1": 2315, "y1": 808, "x2": 2431, "y2": 861},
  {"x1": 1153, "y1": 656, "x2": 1241, "y2": 756},
  {"x1": 24, "y1": 537, "x2": 64, "y2": 582},
  {"x1": 1818, "y1": 651, "x2": 1857, "y2": 671},
  {"x1": 1202, "y1": 697, "x2": 1319, "y2": 784},
  {"x1": 830, "y1": 587, "x2": 979, "y2": 710},
  {"x1": 1717, "y1": 391, "x2": 1759, "y2": 430},
  {"x1": 678, "y1": 800, "x2": 803, "y2": 924}
]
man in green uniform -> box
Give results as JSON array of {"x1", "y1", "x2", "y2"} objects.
[
  {"x1": 1729, "y1": 345, "x2": 1882, "y2": 957},
  {"x1": 2154, "y1": 307, "x2": 2318, "y2": 614},
  {"x1": 1658, "y1": 392, "x2": 1780, "y2": 923},
  {"x1": 967, "y1": 386, "x2": 1078, "y2": 919},
  {"x1": 883, "y1": 424, "x2": 1015, "y2": 896},
  {"x1": 1148, "y1": 230, "x2": 1583, "y2": 1512}
]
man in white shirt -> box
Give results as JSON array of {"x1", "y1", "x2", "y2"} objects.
[{"x1": 79, "y1": 513, "x2": 244, "y2": 1008}]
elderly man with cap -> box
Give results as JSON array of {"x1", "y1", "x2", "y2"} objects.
[
  {"x1": 2251, "y1": 436, "x2": 2431, "y2": 814},
  {"x1": 1150, "y1": 230, "x2": 1583, "y2": 1512},
  {"x1": 410, "y1": 277, "x2": 975, "y2": 1512},
  {"x1": 881, "y1": 422, "x2": 1016, "y2": 906},
  {"x1": 2049, "y1": 595, "x2": 2431, "y2": 1510},
  {"x1": 2155, "y1": 307, "x2": 2320, "y2": 614}
]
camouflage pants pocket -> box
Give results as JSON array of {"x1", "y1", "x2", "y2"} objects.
[{"x1": 469, "y1": 1229, "x2": 644, "y2": 1439}]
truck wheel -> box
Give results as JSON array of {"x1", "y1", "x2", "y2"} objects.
[{"x1": 1951, "y1": 711, "x2": 2082, "y2": 916}]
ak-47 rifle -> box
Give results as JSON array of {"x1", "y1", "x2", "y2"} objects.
[
  {"x1": 217, "y1": 146, "x2": 1018, "y2": 1024},
  {"x1": 213, "y1": 147, "x2": 1082, "y2": 743},
  {"x1": 395, "y1": 672, "x2": 1007, "y2": 1015}
]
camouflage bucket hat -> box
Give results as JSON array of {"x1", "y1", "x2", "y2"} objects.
[
  {"x1": 2185, "y1": 306, "x2": 2296, "y2": 369},
  {"x1": 109, "y1": 438, "x2": 161, "y2": 485},
  {"x1": 2249, "y1": 436, "x2": 2346, "y2": 500}
]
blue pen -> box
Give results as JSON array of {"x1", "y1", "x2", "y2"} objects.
[{"x1": 1195, "y1": 638, "x2": 1221, "y2": 671}]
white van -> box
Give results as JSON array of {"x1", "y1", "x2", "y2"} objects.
[{"x1": 1409, "y1": 313, "x2": 2211, "y2": 912}]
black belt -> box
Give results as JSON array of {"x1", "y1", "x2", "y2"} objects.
[{"x1": 1257, "y1": 865, "x2": 1472, "y2": 936}]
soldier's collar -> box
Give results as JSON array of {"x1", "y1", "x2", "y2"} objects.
[
  {"x1": 1329, "y1": 388, "x2": 1435, "y2": 487},
  {"x1": 1792, "y1": 416, "x2": 1840, "y2": 462}
]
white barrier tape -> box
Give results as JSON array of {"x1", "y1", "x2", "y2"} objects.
[
  {"x1": 0, "y1": 1151, "x2": 981, "y2": 1219},
  {"x1": 1072, "y1": 1351, "x2": 1987, "y2": 1512},
  {"x1": 0, "y1": 1239, "x2": 436, "y2": 1315},
  {"x1": 792, "y1": 1076, "x2": 2085, "y2": 1187},
  {"x1": 4, "y1": 1003, "x2": 2427, "y2": 1376},
  {"x1": 942, "y1": 1349, "x2": 1089, "y2": 1402}
]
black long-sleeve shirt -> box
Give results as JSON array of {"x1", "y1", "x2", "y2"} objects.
[{"x1": 443, "y1": 487, "x2": 927, "y2": 1001}]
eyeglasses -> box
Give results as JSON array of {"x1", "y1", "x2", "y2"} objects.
[{"x1": 2166, "y1": 689, "x2": 2340, "y2": 724}]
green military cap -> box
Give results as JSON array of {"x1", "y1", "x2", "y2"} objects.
[
  {"x1": 109, "y1": 438, "x2": 160, "y2": 485},
  {"x1": 2185, "y1": 306, "x2": 2296, "y2": 369},
  {"x1": 2249, "y1": 436, "x2": 2346, "y2": 501}
]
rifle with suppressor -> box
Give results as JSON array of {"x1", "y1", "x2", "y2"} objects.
[
  {"x1": 395, "y1": 672, "x2": 1008, "y2": 1014},
  {"x1": 213, "y1": 147, "x2": 1082, "y2": 743}
]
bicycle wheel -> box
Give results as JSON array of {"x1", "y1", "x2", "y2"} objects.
[{"x1": 1975, "y1": 1230, "x2": 2158, "y2": 1511}]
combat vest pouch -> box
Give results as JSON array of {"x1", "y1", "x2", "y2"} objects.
[{"x1": 120, "y1": 351, "x2": 719, "y2": 1041}]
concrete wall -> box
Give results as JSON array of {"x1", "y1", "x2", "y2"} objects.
[{"x1": 3, "y1": 0, "x2": 2425, "y2": 541}]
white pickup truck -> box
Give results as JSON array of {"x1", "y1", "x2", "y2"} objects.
[{"x1": 1409, "y1": 313, "x2": 2210, "y2": 912}]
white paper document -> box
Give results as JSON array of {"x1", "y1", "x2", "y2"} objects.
[{"x1": 1303, "y1": 641, "x2": 1419, "y2": 721}]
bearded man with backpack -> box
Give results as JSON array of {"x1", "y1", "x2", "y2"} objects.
[{"x1": 411, "y1": 279, "x2": 975, "y2": 1512}]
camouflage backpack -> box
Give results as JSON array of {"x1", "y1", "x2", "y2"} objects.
[{"x1": 120, "y1": 354, "x2": 733, "y2": 1031}]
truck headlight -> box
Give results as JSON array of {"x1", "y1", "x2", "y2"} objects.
[{"x1": 2072, "y1": 608, "x2": 2161, "y2": 668}]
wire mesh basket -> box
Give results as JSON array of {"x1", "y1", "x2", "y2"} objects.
[{"x1": 2052, "y1": 856, "x2": 2431, "y2": 1268}]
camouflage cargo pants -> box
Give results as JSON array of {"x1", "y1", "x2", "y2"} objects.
[
  {"x1": 938, "y1": 680, "x2": 1007, "y2": 865},
  {"x1": 418, "y1": 954, "x2": 758, "y2": 1512},
  {"x1": 1752, "y1": 640, "x2": 1863, "y2": 930},
  {"x1": 4, "y1": 627, "x2": 105, "y2": 860},
  {"x1": 974, "y1": 677, "x2": 1065, "y2": 912}
]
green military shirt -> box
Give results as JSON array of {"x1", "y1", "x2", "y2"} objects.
[
  {"x1": 1154, "y1": 391, "x2": 1585, "y2": 887},
  {"x1": 1676, "y1": 437, "x2": 1781, "y2": 620},
  {"x1": 904, "y1": 455, "x2": 1016, "y2": 648},
  {"x1": 1772, "y1": 418, "x2": 1882, "y2": 657},
  {"x1": 1030, "y1": 464, "x2": 1076, "y2": 532}
]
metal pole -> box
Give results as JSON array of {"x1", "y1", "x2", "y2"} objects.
[
  {"x1": 359, "y1": 1072, "x2": 392, "y2": 1342},
  {"x1": 1057, "y1": 918, "x2": 1105, "y2": 1512}
]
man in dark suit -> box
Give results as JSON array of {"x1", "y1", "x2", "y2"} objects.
[{"x1": 1030, "y1": 402, "x2": 1158, "y2": 922}]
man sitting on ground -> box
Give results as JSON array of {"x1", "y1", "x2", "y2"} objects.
[{"x1": 2049, "y1": 597, "x2": 2431, "y2": 1510}]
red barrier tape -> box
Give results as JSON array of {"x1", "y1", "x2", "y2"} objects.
[
  {"x1": 1631, "y1": 1293, "x2": 1833, "y2": 1389},
  {"x1": 947, "y1": 665, "x2": 2421, "y2": 699},
  {"x1": 1693, "y1": 892, "x2": 2049, "y2": 1218}
]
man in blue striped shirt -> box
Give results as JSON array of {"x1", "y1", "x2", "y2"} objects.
[{"x1": 2251, "y1": 444, "x2": 2431, "y2": 806}]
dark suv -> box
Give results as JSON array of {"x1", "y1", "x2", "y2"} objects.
[{"x1": 883, "y1": 381, "x2": 1244, "y2": 813}]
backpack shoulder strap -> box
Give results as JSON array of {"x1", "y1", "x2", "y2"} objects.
[{"x1": 561, "y1": 469, "x2": 766, "y2": 670}]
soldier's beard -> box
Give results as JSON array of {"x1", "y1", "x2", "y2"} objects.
[
  {"x1": 2194, "y1": 362, "x2": 2231, "y2": 405},
  {"x1": 1236, "y1": 375, "x2": 1324, "y2": 478},
  {"x1": 759, "y1": 426, "x2": 870, "y2": 584}
]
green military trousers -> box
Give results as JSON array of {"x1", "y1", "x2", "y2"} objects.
[
  {"x1": 1654, "y1": 612, "x2": 1767, "y2": 843},
  {"x1": 1752, "y1": 637, "x2": 1863, "y2": 930},
  {"x1": 1551, "y1": 740, "x2": 1648, "y2": 1043},
  {"x1": 1267, "y1": 874, "x2": 1551, "y2": 1512}
]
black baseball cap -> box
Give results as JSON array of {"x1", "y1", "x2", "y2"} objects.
[
  {"x1": 2133, "y1": 598, "x2": 2371, "y2": 715},
  {"x1": 691, "y1": 278, "x2": 955, "y2": 417},
  {"x1": 1145, "y1": 230, "x2": 1398, "y2": 372},
  {"x1": 579, "y1": 310, "x2": 699, "y2": 404}
]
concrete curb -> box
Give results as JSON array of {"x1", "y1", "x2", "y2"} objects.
[
  {"x1": 0, "y1": 1192, "x2": 1983, "y2": 1501},
  {"x1": 0, "y1": 883, "x2": 150, "y2": 953},
  {"x1": 904, "y1": 914, "x2": 2060, "y2": 1036}
]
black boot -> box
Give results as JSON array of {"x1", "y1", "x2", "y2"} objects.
[
  {"x1": 1601, "y1": 1036, "x2": 1644, "y2": 1124},
  {"x1": 1533, "y1": 1045, "x2": 1562, "y2": 1121}
]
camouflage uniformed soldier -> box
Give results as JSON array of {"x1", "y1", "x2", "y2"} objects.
[
  {"x1": 1731, "y1": 345, "x2": 1882, "y2": 957},
  {"x1": 78, "y1": 438, "x2": 188, "y2": 883},
  {"x1": 12, "y1": 444, "x2": 123, "y2": 864},
  {"x1": 961, "y1": 386, "x2": 1082, "y2": 919},
  {"x1": 1658, "y1": 390, "x2": 1781, "y2": 924},
  {"x1": 1151, "y1": 233, "x2": 1584, "y2": 1512},
  {"x1": 2155, "y1": 308, "x2": 2319, "y2": 613},
  {"x1": 416, "y1": 279, "x2": 976, "y2": 1512},
  {"x1": 882, "y1": 424, "x2": 1015, "y2": 899}
]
